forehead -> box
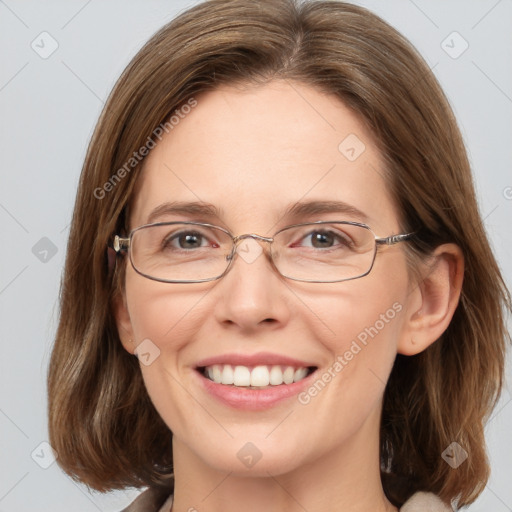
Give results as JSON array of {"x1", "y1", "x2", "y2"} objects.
[{"x1": 130, "y1": 80, "x2": 399, "y2": 233}]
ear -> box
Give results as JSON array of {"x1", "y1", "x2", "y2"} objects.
[
  {"x1": 113, "y1": 290, "x2": 136, "y2": 355},
  {"x1": 398, "y1": 243, "x2": 464, "y2": 356}
]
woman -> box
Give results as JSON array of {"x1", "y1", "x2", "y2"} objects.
[{"x1": 47, "y1": 1, "x2": 510, "y2": 511}]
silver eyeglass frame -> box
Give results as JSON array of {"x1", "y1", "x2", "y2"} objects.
[{"x1": 113, "y1": 220, "x2": 415, "y2": 284}]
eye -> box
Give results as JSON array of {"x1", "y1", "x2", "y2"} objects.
[
  {"x1": 306, "y1": 231, "x2": 335, "y2": 248},
  {"x1": 299, "y1": 230, "x2": 352, "y2": 249},
  {"x1": 164, "y1": 230, "x2": 215, "y2": 250}
]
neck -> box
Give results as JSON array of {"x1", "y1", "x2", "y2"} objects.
[{"x1": 171, "y1": 409, "x2": 398, "y2": 512}]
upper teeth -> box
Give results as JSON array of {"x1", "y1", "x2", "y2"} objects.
[{"x1": 204, "y1": 364, "x2": 310, "y2": 387}]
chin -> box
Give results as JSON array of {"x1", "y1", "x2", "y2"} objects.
[{"x1": 207, "y1": 445, "x2": 307, "y2": 477}]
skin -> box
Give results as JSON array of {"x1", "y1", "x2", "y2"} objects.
[{"x1": 116, "y1": 81, "x2": 463, "y2": 512}]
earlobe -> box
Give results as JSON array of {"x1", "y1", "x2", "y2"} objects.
[
  {"x1": 398, "y1": 244, "x2": 464, "y2": 356},
  {"x1": 113, "y1": 292, "x2": 136, "y2": 354}
]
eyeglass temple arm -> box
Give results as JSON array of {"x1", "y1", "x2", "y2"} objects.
[
  {"x1": 113, "y1": 235, "x2": 130, "y2": 253},
  {"x1": 375, "y1": 233, "x2": 415, "y2": 246}
]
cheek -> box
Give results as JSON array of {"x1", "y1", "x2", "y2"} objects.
[
  {"x1": 329, "y1": 301, "x2": 403, "y2": 353},
  {"x1": 316, "y1": 300, "x2": 403, "y2": 408},
  {"x1": 310, "y1": 268, "x2": 407, "y2": 360},
  {"x1": 331, "y1": 297, "x2": 405, "y2": 392},
  {"x1": 302, "y1": 258, "x2": 409, "y2": 406},
  {"x1": 124, "y1": 270, "x2": 209, "y2": 349},
  {"x1": 123, "y1": 273, "x2": 210, "y2": 434},
  {"x1": 293, "y1": 283, "x2": 406, "y2": 448}
]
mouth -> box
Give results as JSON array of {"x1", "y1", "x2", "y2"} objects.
[
  {"x1": 197, "y1": 364, "x2": 317, "y2": 388},
  {"x1": 193, "y1": 352, "x2": 319, "y2": 409}
]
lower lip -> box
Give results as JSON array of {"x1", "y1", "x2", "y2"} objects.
[{"x1": 196, "y1": 370, "x2": 317, "y2": 411}]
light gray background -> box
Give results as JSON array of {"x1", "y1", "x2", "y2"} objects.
[{"x1": 1, "y1": 1, "x2": 511, "y2": 511}]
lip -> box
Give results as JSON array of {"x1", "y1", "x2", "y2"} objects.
[
  {"x1": 194, "y1": 352, "x2": 318, "y2": 411},
  {"x1": 195, "y1": 352, "x2": 315, "y2": 369}
]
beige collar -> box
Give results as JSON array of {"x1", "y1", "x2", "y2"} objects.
[{"x1": 400, "y1": 492, "x2": 452, "y2": 511}]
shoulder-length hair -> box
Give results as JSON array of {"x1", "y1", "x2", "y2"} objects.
[{"x1": 48, "y1": 0, "x2": 510, "y2": 507}]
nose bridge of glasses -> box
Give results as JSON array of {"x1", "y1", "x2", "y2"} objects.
[
  {"x1": 233, "y1": 233, "x2": 274, "y2": 246},
  {"x1": 228, "y1": 233, "x2": 275, "y2": 265}
]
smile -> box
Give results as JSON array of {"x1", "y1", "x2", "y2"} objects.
[
  {"x1": 194, "y1": 352, "x2": 319, "y2": 410},
  {"x1": 200, "y1": 364, "x2": 315, "y2": 388}
]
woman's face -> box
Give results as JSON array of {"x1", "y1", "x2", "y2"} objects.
[{"x1": 118, "y1": 81, "x2": 417, "y2": 477}]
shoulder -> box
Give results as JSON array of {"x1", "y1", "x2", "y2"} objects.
[
  {"x1": 121, "y1": 488, "x2": 448, "y2": 512},
  {"x1": 400, "y1": 492, "x2": 453, "y2": 511},
  {"x1": 121, "y1": 487, "x2": 172, "y2": 512}
]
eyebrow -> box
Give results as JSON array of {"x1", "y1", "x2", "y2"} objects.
[
  {"x1": 146, "y1": 199, "x2": 368, "y2": 225},
  {"x1": 283, "y1": 200, "x2": 369, "y2": 222},
  {"x1": 146, "y1": 201, "x2": 223, "y2": 224}
]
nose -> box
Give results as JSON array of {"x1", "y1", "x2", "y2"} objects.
[{"x1": 213, "y1": 236, "x2": 291, "y2": 332}]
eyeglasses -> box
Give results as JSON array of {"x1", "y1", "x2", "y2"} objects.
[{"x1": 113, "y1": 221, "x2": 414, "y2": 284}]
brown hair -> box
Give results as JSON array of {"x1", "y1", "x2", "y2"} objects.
[{"x1": 48, "y1": 0, "x2": 510, "y2": 507}]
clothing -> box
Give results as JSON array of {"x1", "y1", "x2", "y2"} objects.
[
  {"x1": 401, "y1": 492, "x2": 453, "y2": 511},
  {"x1": 120, "y1": 486, "x2": 171, "y2": 512},
  {"x1": 158, "y1": 495, "x2": 174, "y2": 512},
  {"x1": 122, "y1": 489, "x2": 452, "y2": 511}
]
